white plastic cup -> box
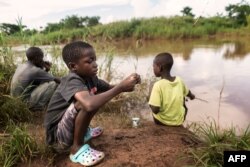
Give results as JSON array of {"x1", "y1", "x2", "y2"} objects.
[{"x1": 132, "y1": 117, "x2": 140, "y2": 128}]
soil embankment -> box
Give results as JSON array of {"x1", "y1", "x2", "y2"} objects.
[{"x1": 20, "y1": 121, "x2": 200, "y2": 167}]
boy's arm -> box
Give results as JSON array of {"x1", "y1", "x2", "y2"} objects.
[
  {"x1": 148, "y1": 82, "x2": 161, "y2": 114},
  {"x1": 54, "y1": 77, "x2": 61, "y2": 84},
  {"x1": 149, "y1": 105, "x2": 160, "y2": 114},
  {"x1": 147, "y1": 81, "x2": 154, "y2": 101},
  {"x1": 107, "y1": 76, "x2": 139, "y2": 91},
  {"x1": 74, "y1": 86, "x2": 121, "y2": 112},
  {"x1": 187, "y1": 90, "x2": 195, "y2": 100},
  {"x1": 75, "y1": 73, "x2": 140, "y2": 112},
  {"x1": 39, "y1": 60, "x2": 61, "y2": 84},
  {"x1": 96, "y1": 78, "x2": 115, "y2": 93}
]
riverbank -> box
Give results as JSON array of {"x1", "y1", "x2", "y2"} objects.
[
  {"x1": 17, "y1": 112, "x2": 200, "y2": 167},
  {"x1": 1, "y1": 36, "x2": 250, "y2": 167},
  {"x1": 1, "y1": 16, "x2": 250, "y2": 46}
]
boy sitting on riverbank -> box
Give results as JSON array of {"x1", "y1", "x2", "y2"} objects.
[
  {"x1": 148, "y1": 52, "x2": 195, "y2": 126},
  {"x1": 10, "y1": 47, "x2": 60, "y2": 111},
  {"x1": 44, "y1": 41, "x2": 140, "y2": 166}
]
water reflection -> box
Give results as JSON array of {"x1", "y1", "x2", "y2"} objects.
[
  {"x1": 11, "y1": 39, "x2": 250, "y2": 129},
  {"x1": 223, "y1": 42, "x2": 250, "y2": 59},
  {"x1": 97, "y1": 40, "x2": 250, "y2": 130},
  {"x1": 101, "y1": 39, "x2": 250, "y2": 60}
]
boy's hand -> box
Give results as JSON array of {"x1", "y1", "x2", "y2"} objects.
[
  {"x1": 132, "y1": 73, "x2": 141, "y2": 84},
  {"x1": 187, "y1": 90, "x2": 195, "y2": 100},
  {"x1": 118, "y1": 73, "x2": 140, "y2": 92},
  {"x1": 189, "y1": 94, "x2": 195, "y2": 100},
  {"x1": 189, "y1": 93, "x2": 195, "y2": 100},
  {"x1": 43, "y1": 61, "x2": 52, "y2": 72}
]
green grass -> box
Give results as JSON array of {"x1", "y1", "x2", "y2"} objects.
[
  {"x1": 2, "y1": 16, "x2": 250, "y2": 45},
  {"x1": 0, "y1": 46, "x2": 32, "y2": 129},
  {"x1": 0, "y1": 96, "x2": 32, "y2": 128},
  {"x1": 0, "y1": 46, "x2": 37, "y2": 167},
  {"x1": 0, "y1": 124, "x2": 39, "y2": 167},
  {"x1": 187, "y1": 121, "x2": 250, "y2": 167}
]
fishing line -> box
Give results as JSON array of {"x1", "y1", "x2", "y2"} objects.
[
  {"x1": 195, "y1": 97, "x2": 208, "y2": 103},
  {"x1": 185, "y1": 96, "x2": 208, "y2": 103}
]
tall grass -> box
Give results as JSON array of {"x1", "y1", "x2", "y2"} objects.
[
  {"x1": 48, "y1": 44, "x2": 68, "y2": 77},
  {"x1": 0, "y1": 96, "x2": 31, "y2": 128},
  {"x1": 0, "y1": 45, "x2": 53, "y2": 166},
  {"x1": 0, "y1": 47, "x2": 15, "y2": 95},
  {"x1": 0, "y1": 124, "x2": 39, "y2": 167},
  {"x1": 98, "y1": 49, "x2": 115, "y2": 82},
  {"x1": 0, "y1": 46, "x2": 31, "y2": 128},
  {"x1": 188, "y1": 121, "x2": 250, "y2": 167},
  {"x1": 3, "y1": 16, "x2": 247, "y2": 45},
  {"x1": 29, "y1": 27, "x2": 91, "y2": 45}
]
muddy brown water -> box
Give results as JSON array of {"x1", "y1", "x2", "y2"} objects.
[{"x1": 12, "y1": 38, "x2": 250, "y2": 131}]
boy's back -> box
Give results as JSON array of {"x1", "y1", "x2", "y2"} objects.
[
  {"x1": 11, "y1": 61, "x2": 54, "y2": 99},
  {"x1": 149, "y1": 76, "x2": 189, "y2": 126}
]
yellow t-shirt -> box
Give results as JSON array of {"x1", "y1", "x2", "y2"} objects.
[{"x1": 148, "y1": 77, "x2": 189, "y2": 126}]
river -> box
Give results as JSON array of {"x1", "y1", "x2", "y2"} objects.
[{"x1": 12, "y1": 38, "x2": 250, "y2": 130}]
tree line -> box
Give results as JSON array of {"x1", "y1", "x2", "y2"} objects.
[
  {"x1": 0, "y1": 15, "x2": 100, "y2": 35},
  {"x1": 1, "y1": 1, "x2": 250, "y2": 36}
]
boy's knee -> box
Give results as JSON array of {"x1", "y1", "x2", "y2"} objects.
[
  {"x1": 47, "y1": 81, "x2": 57, "y2": 90},
  {"x1": 74, "y1": 101, "x2": 98, "y2": 116}
]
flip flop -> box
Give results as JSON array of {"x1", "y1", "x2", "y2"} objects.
[
  {"x1": 84, "y1": 126, "x2": 104, "y2": 143},
  {"x1": 69, "y1": 144, "x2": 105, "y2": 166}
]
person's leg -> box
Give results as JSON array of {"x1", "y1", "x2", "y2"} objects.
[
  {"x1": 183, "y1": 98, "x2": 188, "y2": 121},
  {"x1": 56, "y1": 101, "x2": 97, "y2": 151},
  {"x1": 57, "y1": 101, "x2": 105, "y2": 165},
  {"x1": 153, "y1": 116, "x2": 166, "y2": 126},
  {"x1": 70, "y1": 101, "x2": 97, "y2": 154},
  {"x1": 29, "y1": 81, "x2": 57, "y2": 111}
]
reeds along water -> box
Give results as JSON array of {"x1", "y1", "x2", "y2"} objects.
[{"x1": 2, "y1": 15, "x2": 249, "y2": 45}]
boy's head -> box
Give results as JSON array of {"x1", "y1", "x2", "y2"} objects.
[
  {"x1": 62, "y1": 41, "x2": 98, "y2": 77},
  {"x1": 26, "y1": 47, "x2": 44, "y2": 68},
  {"x1": 153, "y1": 52, "x2": 173, "y2": 77}
]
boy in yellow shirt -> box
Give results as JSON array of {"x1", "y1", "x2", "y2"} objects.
[{"x1": 149, "y1": 52, "x2": 195, "y2": 126}]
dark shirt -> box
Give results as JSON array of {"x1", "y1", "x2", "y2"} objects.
[
  {"x1": 44, "y1": 72, "x2": 110, "y2": 145},
  {"x1": 10, "y1": 61, "x2": 54, "y2": 99}
]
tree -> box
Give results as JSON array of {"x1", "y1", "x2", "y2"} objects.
[
  {"x1": 61, "y1": 15, "x2": 83, "y2": 29},
  {"x1": 43, "y1": 23, "x2": 63, "y2": 33},
  {"x1": 61, "y1": 15, "x2": 100, "y2": 28},
  {"x1": 86, "y1": 16, "x2": 100, "y2": 27},
  {"x1": 181, "y1": 6, "x2": 195, "y2": 17},
  {"x1": 0, "y1": 23, "x2": 26, "y2": 35},
  {"x1": 225, "y1": 2, "x2": 250, "y2": 26},
  {"x1": 42, "y1": 15, "x2": 101, "y2": 33}
]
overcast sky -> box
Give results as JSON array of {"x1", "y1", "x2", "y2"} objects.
[{"x1": 0, "y1": 0, "x2": 243, "y2": 29}]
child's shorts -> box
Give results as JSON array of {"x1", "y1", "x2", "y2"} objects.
[{"x1": 56, "y1": 103, "x2": 78, "y2": 148}]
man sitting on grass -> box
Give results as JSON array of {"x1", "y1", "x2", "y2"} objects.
[{"x1": 10, "y1": 46, "x2": 60, "y2": 111}]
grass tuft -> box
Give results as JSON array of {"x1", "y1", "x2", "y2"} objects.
[
  {"x1": 0, "y1": 124, "x2": 39, "y2": 167},
  {"x1": 187, "y1": 121, "x2": 250, "y2": 167}
]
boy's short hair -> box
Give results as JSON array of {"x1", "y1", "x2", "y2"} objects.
[
  {"x1": 26, "y1": 47, "x2": 43, "y2": 61},
  {"x1": 62, "y1": 41, "x2": 93, "y2": 67},
  {"x1": 155, "y1": 52, "x2": 173, "y2": 71}
]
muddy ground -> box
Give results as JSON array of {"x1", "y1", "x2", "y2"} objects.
[{"x1": 19, "y1": 114, "x2": 200, "y2": 167}]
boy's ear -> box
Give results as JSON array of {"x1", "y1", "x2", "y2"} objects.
[
  {"x1": 68, "y1": 62, "x2": 77, "y2": 71},
  {"x1": 159, "y1": 65, "x2": 163, "y2": 72}
]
